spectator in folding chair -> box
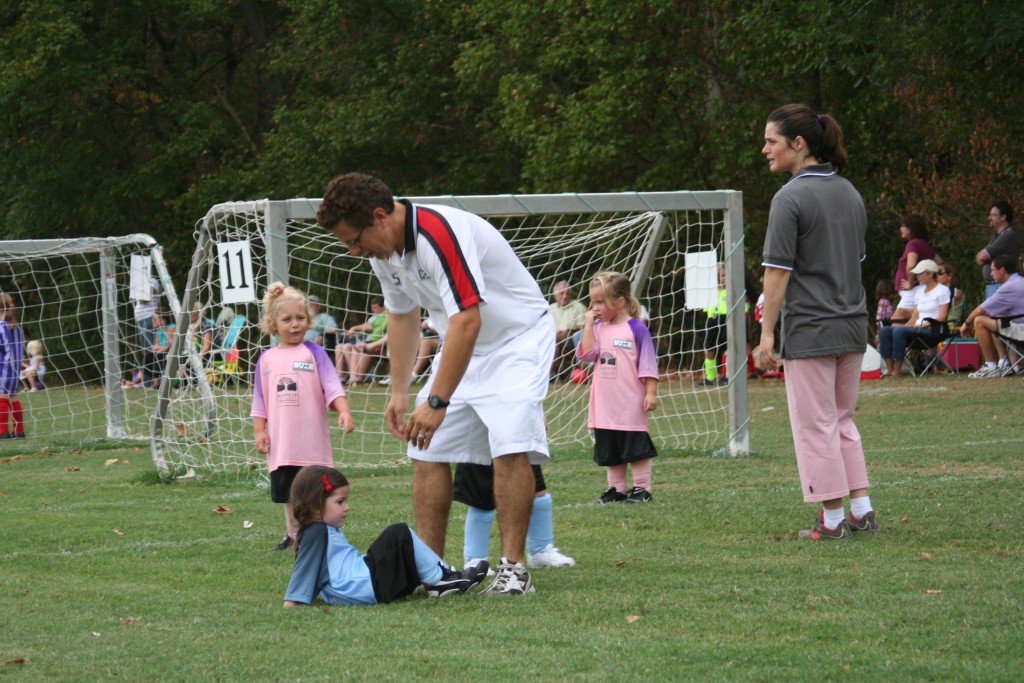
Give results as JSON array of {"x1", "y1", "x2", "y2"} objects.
[
  {"x1": 936, "y1": 262, "x2": 966, "y2": 328},
  {"x1": 336, "y1": 297, "x2": 387, "y2": 383},
  {"x1": 878, "y1": 259, "x2": 950, "y2": 378},
  {"x1": 304, "y1": 295, "x2": 337, "y2": 348},
  {"x1": 548, "y1": 280, "x2": 587, "y2": 381},
  {"x1": 961, "y1": 254, "x2": 1024, "y2": 378}
]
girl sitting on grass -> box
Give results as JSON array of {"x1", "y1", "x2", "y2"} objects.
[
  {"x1": 283, "y1": 465, "x2": 489, "y2": 606},
  {"x1": 20, "y1": 339, "x2": 46, "y2": 391}
]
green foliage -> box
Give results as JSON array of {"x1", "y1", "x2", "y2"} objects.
[{"x1": 1, "y1": 0, "x2": 1022, "y2": 300}]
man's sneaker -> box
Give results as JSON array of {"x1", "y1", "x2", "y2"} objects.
[
  {"x1": 597, "y1": 487, "x2": 627, "y2": 504},
  {"x1": 797, "y1": 511, "x2": 852, "y2": 541},
  {"x1": 425, "y1": 560, "x2": 489, "y2": 598},
  {"x1": 270, "y1": 535, "x2": 294, "y2": 552},
  {"x1": 969, "y1": 365, "x2": 1002, "y2": 378},
  {"x1": 527, "y1": 544, "x2": 576, "y2": 568},
  {"x1": 624, "y1": 486, "x2": 653, "y2": 504},
  {"x1": 481, "y1": 558, "x2": 535, "y2": 595},
  {"x1": 848, "y1": 510, "x2": 880, "y2": 533}
]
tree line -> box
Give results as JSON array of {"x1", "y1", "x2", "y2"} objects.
[{"x1": 1, "y1": 0, "x2": 1021, "y2": 307}]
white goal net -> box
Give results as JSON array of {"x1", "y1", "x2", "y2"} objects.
[
  {"x1": 0, "y1": 236, "x2": 180, "y2": 445},
  {"x1": 154, "y1": 191, "x2": 748, "y2": 476}
]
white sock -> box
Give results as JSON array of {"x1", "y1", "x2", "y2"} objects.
[
  {"x1": 985, "y1": 361, "x2": 998, "y2": 370},
  {"x1": 823, "y1": 507, "x2": 846, "y2": 529},
  {"x1": 997, "y1": 357, "x2": 1009, "y2": 368},
  {"x1": 850, "y1": 496, "x2": 873, "y2": 519}
]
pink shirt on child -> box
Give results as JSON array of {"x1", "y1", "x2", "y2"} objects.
[
  {"x1": 251, "y1": 341, "x2": 346, "y2": 472},
  {"x1": 576, "y1": 318, "x2": 658, "y2": 431}
]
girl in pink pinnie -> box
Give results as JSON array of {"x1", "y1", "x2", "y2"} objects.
[
  {"x1": 252, "y1": 282, "x2": 356, "y2": 551},
  {"x1": 576, "y1": 271, "x2": 659, "y2": 504}
]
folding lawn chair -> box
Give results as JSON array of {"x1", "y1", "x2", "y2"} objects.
[
  {"x1": 207, "y1": 315, "x2": 247, "y2": 386},
  {"x1": 995, "y1": 313, "x2": 1024, "y2": 375},
  {"x1": 906, "y1": 318, "x2": 958, "y2": 376}
]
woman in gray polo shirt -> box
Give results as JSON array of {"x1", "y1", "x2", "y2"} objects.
[{"x1": 755, "y1": 104, "x2": 878, "y2": 541}]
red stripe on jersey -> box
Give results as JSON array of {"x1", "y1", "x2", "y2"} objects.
[{"x1": 416, "y1": 207, "x2": 482, "y2": 310}]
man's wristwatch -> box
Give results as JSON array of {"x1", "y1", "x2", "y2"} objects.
[{"x1": 427, "y1": 394, "x2": 450, "y2": 409}]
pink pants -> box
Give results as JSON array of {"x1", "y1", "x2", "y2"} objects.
[{"x1": 784, "y1": 354, "x2": 869, "y2": 503}]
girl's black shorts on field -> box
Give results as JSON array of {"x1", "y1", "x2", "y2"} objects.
[
  {"x1": 593, "y1": 429, "x2": 658, "y2": 467},
  {"x1": 270, "y1": 465, "x2": 303, "y2": 503}
]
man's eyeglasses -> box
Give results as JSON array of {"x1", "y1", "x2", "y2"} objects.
[
  {"x1": 937, "y1": 270, "x2": 949, "y2": 275},
  {"x1": 342, "y1": 224, "x2": 369, "y2": 248}
]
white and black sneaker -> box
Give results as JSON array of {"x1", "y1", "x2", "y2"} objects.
[
  {"x1": 481, "y1": 558, "x2": 535, "y2": 595},
  {"x1": 425, "y1": 561, "x2": 489, "y2": 598}
]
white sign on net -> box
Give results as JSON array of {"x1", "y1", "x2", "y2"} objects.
[{"x1": 217, "y1": 240, "x2": 257, "y2": 304}]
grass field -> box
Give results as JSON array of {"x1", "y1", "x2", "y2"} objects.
[{"x1": 2, "y1": 375, "x2": 1022, "y2": 681}]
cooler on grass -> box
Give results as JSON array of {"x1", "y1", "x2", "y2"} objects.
[{"x1": 939, "y1": 338, "x2": 980, "y2": 372}]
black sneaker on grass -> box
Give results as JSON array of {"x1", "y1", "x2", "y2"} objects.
[
  {"x1": 270, "y1": 535, "x2": 294, "y2": 551},
  {"x1": 848, "y1": 510, "x2": 879, "y2": 533},
  {"x1": 624, "y1": 486, "x2": 652, "y2": 503},
  {"x1": 797, "y1": 511, "x2": 852, "y2": 541},
  {"x1": 425, "y1": 561, "x2": 488, "y2": 598},
  {"x1": 597, "y1": 487, "x2": 627, "y2": 504}
]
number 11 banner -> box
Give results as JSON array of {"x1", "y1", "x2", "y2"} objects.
[{"x1": 217, "y1": 240, "x2": 257, "y2": 305}]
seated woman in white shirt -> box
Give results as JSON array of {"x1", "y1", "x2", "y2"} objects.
[{"x1": 878, "y1": 259, "x2": 950, "y2": 377}]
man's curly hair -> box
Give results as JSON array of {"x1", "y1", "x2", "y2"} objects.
[{"x1": 317, "y1": 173, "x2": 395, "y2": 231}]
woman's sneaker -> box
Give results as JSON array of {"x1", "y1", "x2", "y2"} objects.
[
  {"x1": 848, "y1": 510, "x2": 880, "y2": 533},
  {"x1": 624, "y1": 486, "x2": 652, "y2": 503},
  {"x1": 481, "y1": 558, "x2": 534, "y2": 595},
  {"x1": 597, "y1": 487, "x2": 627, "y2": 504},
  {"x1": 797, "y1": 511, "x2": 852, "y2": 541}
]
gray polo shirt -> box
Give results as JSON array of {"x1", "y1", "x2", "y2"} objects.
[
  {"x1": 981, "y1": 226, "x2": 1019, "y2": 284},
  {"x1": 762, "y1": 163, "x2": 867, "y2": 359}
]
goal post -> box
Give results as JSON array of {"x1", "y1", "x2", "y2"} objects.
[
  {"x1": 0, "y1": 235, "x2": 179, "y2": 443},
  {"x1": 156, "y1": 190, "x2": 748, "y2": 476}
]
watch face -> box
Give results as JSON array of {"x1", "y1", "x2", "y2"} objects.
[{"x1": 428, "y1": 395, "x2": 448, "y2": 408}]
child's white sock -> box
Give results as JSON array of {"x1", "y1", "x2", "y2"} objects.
[
  {"x1": 823, "y1": 507, "x2": 846, "y2": 530},
  {"x1": 850, "y1": 496, "x2": 873, "y2": 519}
]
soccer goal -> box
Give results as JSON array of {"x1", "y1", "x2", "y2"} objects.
[
  {"x1": 156, "y1": 190, "x2": 748, "y2": 476},
  {"x1": 0, "y1": 235, "x2": 180, "y2": 444}
]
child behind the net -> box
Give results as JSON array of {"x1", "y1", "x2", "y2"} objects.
[{"x1": 21, "y1": 339, "x2": 46, "y2": 392}]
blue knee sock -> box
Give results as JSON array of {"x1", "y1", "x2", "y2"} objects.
[
  {"x1": 409, "y1": 529, "x2": 445, "y2": 584},
  {"x1": 527, "y1": 493, "x2": 554, "y2": 555},
  {"x1": 463, "y1": 506, "x2": 495, "y2": 565}
]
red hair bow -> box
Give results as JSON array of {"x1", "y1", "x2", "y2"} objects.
[{"x1": 322, "y1": 474, "x2": 333, "y2": 493}]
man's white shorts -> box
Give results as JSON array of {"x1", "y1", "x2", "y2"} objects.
[{"x1": 409, "y1": 314, "x2": 555, "y2": 465}]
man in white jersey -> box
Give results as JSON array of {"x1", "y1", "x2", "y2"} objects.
[{"x1": 318, "y1": 173, "x2": 554, "y2": 595}]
